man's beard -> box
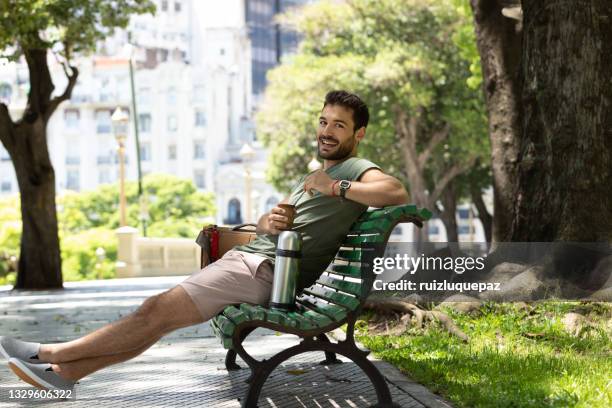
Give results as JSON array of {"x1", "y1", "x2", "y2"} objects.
[{"x1": 317, "y1": 133, "x2": 356, "y2": 160}]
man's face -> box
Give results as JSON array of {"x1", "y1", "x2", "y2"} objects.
[{"x1": 317, "y1": 104, "x2": 363, "y2": 160}]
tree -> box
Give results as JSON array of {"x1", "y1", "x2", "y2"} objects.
[
  {"x1": 58, "y1": 173, "x2": 216, "y2": 238},
  {"x1": 0, "y1": 0, "x2": 155, "y2": 289},
  {"x1": 469, "y1": 0, "x2": 522, "y2": 242},
  {"x1": 511, "y1": 0, "x2": 612, "y2": 242},
  {"x1": 258, "y1": 0, "x2": 489, "y2": 241}
]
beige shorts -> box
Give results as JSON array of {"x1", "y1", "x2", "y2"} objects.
[{"x1": 178, "y1": 250, "x2": 274, "y2": 321}]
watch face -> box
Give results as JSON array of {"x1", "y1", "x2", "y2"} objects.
[{"x1": 339, "y1": 180, "x2": 351, "y2": 189}]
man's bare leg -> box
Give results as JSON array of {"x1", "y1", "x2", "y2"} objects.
[
  {"x1": 50, "y1": 338, "x2": 159, "y2": 381},
  {"x1": 38, "y1": 286, "x2": 204, "y2": 364}
]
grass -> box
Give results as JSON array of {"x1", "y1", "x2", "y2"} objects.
[{"x1": 356, "y1": 301, "x2": 612, "y2": 408}]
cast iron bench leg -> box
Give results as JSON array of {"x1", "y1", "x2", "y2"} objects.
[
  {"x1": 225, "y1": 326, "x2": 257, "y2": 371},
  {"x1": 241, "y1": 338, "x2": 400, "y2": 408},
  {"x1": 317, "y1": 333, "x2": 342, "y2": 365}
]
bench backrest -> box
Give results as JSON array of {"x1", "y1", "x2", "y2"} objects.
[{"x1": 297, "y1": 204, "x2": 431, "y2": 317}]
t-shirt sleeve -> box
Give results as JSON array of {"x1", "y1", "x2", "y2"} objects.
[{"x1": 349, "y1": 158, "x2": 382, "y2": 181}]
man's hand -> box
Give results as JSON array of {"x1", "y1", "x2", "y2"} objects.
[
  {"x1": 262, "y1": 205, "x2": 295, "y2": 235},
  {"x1": 303, "y1": 169, "x2": 335, "y2": 196}
]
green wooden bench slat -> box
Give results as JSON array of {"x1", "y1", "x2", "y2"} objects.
[
  {"x1": 419, "y1": 207, "x2": 433, "y2": 219},
  {"x1": 304, "y1": 285, "x2": 360, "y2": 310},
  {"x1": 296, "y1": 294, "x2": 348, "y2": 321},
  {"x1": 287, "y1": 311, "x2": 317, "y2": 330},
  {"x1": 300, "y1": 309, "x2": 333, "y2": 327},
  {"x1": 402, "y1": 204, "x2": 420, "y2": 216},
  {"x1": 335, "y1": 249, "x2": 363, "y2": 262},
  {"x1": 222, "y1": 305, "x2": 248, "y2": 325},
  {"x1": 214, "y1": 315, "x2": 236, "y2": 336},
  {"x1": 239, "y1": 304, "x2": 266, "y2": 320},
  {"x1": 357, "y1": 206, "x2": 407, "y2": 222},
  {"x1": 343, "y1": 233, "x2": 384, "y2": 245},
  {"x1": 317, "y1": 275, "x2": 362, "y2": 297},
  {"x1": 265, "y1": 309, "x2": 286, "y2": 325},
  {"x1": 210, "y1": 319, "x2": 233, "y2": 349},
  {"x1": 328, "y1": 264, "x2": 362, "y2": 278},
  {"x1": 351, "y1": 218, "x2": 393, "y2": 233}
]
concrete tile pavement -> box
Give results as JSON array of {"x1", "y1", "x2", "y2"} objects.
[{"x1": 0, "y1": 277, "x2": 452, "y2": 407}]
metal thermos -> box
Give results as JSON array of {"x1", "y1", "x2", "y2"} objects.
[{"x1": 269, "y1": 231, "x2": 302, "y2": 311}]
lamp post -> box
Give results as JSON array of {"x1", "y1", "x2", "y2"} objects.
[
  {"x1": 239, "y1": 143, "x2": 255, "y2": 223},
  {"x1": 112, "y1": 107, "x2": 129, "y2": 227},
  {"x1": 126, "y1": 33, "x2": 147, "y2": 236}
]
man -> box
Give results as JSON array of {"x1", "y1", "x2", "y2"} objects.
[{"x1": 0, "y1": 90, "x2": 409, "y2": 391}]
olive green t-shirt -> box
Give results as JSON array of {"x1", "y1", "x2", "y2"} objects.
[{"x1": 235, "y1": 157, "x2": 381, "y2": 290}]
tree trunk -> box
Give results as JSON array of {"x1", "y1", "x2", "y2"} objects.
[
  {"x1": 440, "y1": 182, "x2": 459, "y2": 242},
  {"x1": 13, "y1": 123, "x2": 62, "y2": 289},
  {"x1": 470, "y1": 181, "x2": 493, "y2": 243},
  {"x1": 0, "y1": 47, "x2": 76, "y2": 289},
  {"x1": 512, "y1": 0, "x2": 612, "y2": 242},
  {"x1": 470, "y1": 0, "x2": 522, "y2": 242}
]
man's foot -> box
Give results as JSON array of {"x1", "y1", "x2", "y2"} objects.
[
  {"x1": 0, "y1": 336, "x2": 41, "y2": 363},
  {"x1": 8, "y1": 358, "x2": 76, "y2": 391}
]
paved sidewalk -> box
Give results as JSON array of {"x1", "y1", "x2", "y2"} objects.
[{"x1": 0, "y1": 277, "x2": 452, "y2": 407}]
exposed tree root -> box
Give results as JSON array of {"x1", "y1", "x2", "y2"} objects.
[{"x1": 364, "y1": 298, "x2": 469, "y2": 342}]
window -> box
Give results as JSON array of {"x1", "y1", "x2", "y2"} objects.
[
  {"x1": 167, "y1": 114, "x2": 178, "y2": 132},
  {"x1": 0, "y1": 83, "x2": 12, "y2": 104},
  {"x1": 66, "y1": 170, "x2": 80, "y2": 191},
  {"x1": 138, "y1": 87, "x2": 151, "y2": 104},
  {"x1": 140, "y1": 142, "x2": 151, "y2": 161},
  {"x1": 138, "y1": 113, "x2": 152, "y2": 132},
  {"x1": 193, "y1": 85, "x2": 205, "y2": 103},
  {"x1": 193, "y1": 140, "x2": 205, "y2": 159},
  {"x1": 64, "y1": 109, "x2": 79, "y2": 129},
  {"x1": 429, "y1": 225, "x2": 440, "y2": 235},
  {"x1": 1, "y1": 181, "x2": 11, "y2": 192},
  {"x1": 194, "y1": 110, "x2": 206, "y2": 127},
  {"x1": 98, "y1": 170, "x2": 111, "y2": 184},
  {"x1": 161, "y1": 0, "x2": 168, "y2": 11},
  {"x1": 226, "y1": 198, "x2": 242, "y2": 225},
  {"x1": 391, "y1": 226, "x2": 403, "y2": 236},
  {"x1": 167, "y1": 86, "x2": 176, "y2": 104},
  {"x1": 458, "y1": 225, "x2": 471, "y2": 235},
  {"x1": 174, "y1": 0, "x2": 181, "y2": 12},
  {"x1": 265, "y1": 196, "x2": 278, "y2": 213},
  {"x1": 168, "y1": 144, "x2": 177, "y2": 160},
  {"x1": 0, "y1": 145, "x2": 10, "y2": 161},
  {"x1": 194, "y1": 170, "x2": 205, "y2": 189},
  {"x1": 458, "y1": 208, "x2": 470, "y2": 220},
  {"x1": 95, "y1": 110, "x2": 112, "y2": 133}
]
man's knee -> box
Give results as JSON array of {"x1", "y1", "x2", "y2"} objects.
[{"x1": 134, "y1": 287, "x2": 204, "y2": 332}]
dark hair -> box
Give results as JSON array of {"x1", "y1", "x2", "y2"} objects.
[{"x1": 323, "y1": 90, "x2": 369, "y2": 131}]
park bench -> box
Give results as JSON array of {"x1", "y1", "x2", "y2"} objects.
[{"x1": 208, "y1": 204, "x2": 432, "y2": 407}]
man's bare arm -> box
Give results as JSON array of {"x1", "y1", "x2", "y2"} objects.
[
  {"x1": 343, "y1": 168, "x2": 409, "y2": 208},
  {"x1": 302, "y1": 168, "x2": 409, "y2": 208}
]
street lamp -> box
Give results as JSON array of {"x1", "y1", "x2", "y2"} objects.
[
  {"x1": 112, "y1": 107, "x2": 129, "y2": 227},
  {"x1": 239, "y1": 143, "x2": 255, "y2": 223}
]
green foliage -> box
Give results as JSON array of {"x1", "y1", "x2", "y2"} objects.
[
  {"x1": 60, "y1": 227, "x2": 116, "y2": 281},
  {"x1": 0, "y1": 0, "x2": 155, "y2": 60},
  {"x1": 357, "y1": 302, "x2": 612, "y2": 408},
  {"x1": 58, "y1": 173, "x2": 216, "y2": 238},
  {"x1": 1, "y1": 174, "x2": 215, "y2": 282},
  {"x1": 0, "y1": 195, "x2": 20, "y2": 282},
  {"x1": 259, "y1": 0, "x2": 489, "y2": 196}
]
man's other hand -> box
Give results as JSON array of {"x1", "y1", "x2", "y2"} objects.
[{"x1": 303, "y1": 169, "x2": 335, "y2": 196}]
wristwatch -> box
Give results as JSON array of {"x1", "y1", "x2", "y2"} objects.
[{"x1": 338, "y1": 180, "x2": 351, "y2": 199}]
